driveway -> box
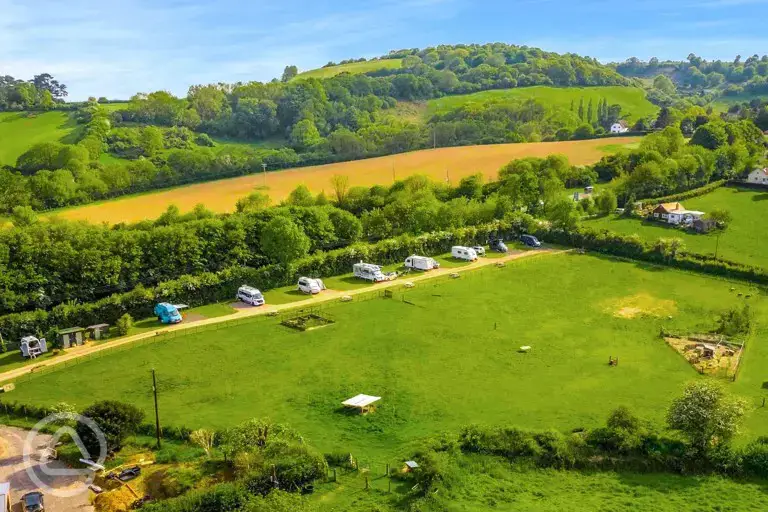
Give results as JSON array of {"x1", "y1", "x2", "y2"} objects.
[{"x1": 0, "y1": 426, "x2": 94, "y2": 511}]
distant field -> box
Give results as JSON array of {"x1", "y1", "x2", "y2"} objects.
[
  {"x1": 0, "y1": 111, "x2": 81, "y2": 166},
  {"x1": 8, "y1": 254, "x2": 767, "y2": 459},
  {"x1": 46, "y1": 137, "x2": 640, "y2": 224},
  {"x1": 712, "y1": 92, "x2": 768, "y2": 112},
  {"x1": 584, "y1": 186, "x2": 768, "y2": 269},
  {"x1": 294, "y1": 59, "x2": 403, "y2": 80},
  {"x1": 426, "y1": 86, "x2": 659, "y2": 123}
]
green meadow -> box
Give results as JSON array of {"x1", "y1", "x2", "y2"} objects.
[
  {"x1": 294, "y1": 59, "x2": 403, "y2": 80},
  {"x1": 585, "y1": 186, "x2": 768, "y2": 270},
  {"x1": 7, "y1": 253, "x2": 767, "y2": 459},
  {"x1": 0, "y1": 111, "x2": 81, "y2": 166}
]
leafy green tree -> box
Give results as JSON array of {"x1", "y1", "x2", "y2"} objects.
[
  {"x1": 11, "y1": 206, "x2": 38, "y2": 227},
  {"x1": 286, "y1": 185, "x2": 315, "y2": 206},
  {"x1": 77, "y1": 400, "x2": 144, "y2": 455},
  {"x1": 587, "y1": 99, "x2": 594, "y2": 124},
  {"x1": 690, "y1": 122, "x2": 729, "y2": 150},
  {"x1": 260, "y1": 216, "x2": 310, "y2": 264},
  {"x1": 281, "y1": 65, "x2": 299, "y2": 82},
  {"x1": 187, "y1": 84, "x2": 230, "y2": 122},
  {"x1": 572, "y1": 124, "x2": 594, "y2": 140},
  {"x1": 578, "y1": 98, "x2": 584, "y2": 120},
  {"x1": 653, "y1": 74, "x2": 676, "y2": 95},
  {"x1": 328, "y1": 209, "x2": 362, "y2": 242},
  {"x1": 16, "y1": 142, "x2": 64, "y2": 173},
  {"x1": 667, "y1": 381, "x2": 748, "y2": 456},
  {"x1": 139, "y1": 126, "x2": 164, "y2": 157},
  {"x1": 289, "y1": 119, "x2": 323, "y2": 150},
  {"x1": 235, "y1": 192, "x2": 270, "y2": 213},
  {"x1": 707, "y1": 209, "x2": 732, "y2": 228},
  {"x1": 594, "y1": 189, "x2": 617, "y2": 216},
  {"x1": 115, "y1": 313, "x2": 133, "y2": 336}
]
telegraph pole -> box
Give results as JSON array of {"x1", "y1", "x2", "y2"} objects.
[
  {"x1": 152, "y1": 369, "x2": 161, "y2": 449},
  {"x1": 261, "y1": 163, "x2": 267, "y2": 187}
]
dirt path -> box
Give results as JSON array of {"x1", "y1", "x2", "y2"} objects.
[
  {"x1": 0, "y1": 249, "x2": 563, "y2": 383},
  {"x1": 0, "y1": 426, "x2": 94, "y2": 511}
]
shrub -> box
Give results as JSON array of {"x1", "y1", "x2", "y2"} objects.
[
  {"x1": 78, "y1": 400, "x2": 144, "y2": 455},
  {"x1": 742, "y1": 439, "x2": 768, "y2": 478},
  {"x1": 115, "y1": 313, "x2": 133, "y2": 336}
]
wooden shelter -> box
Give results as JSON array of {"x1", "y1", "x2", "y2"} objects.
[
  {"x1": 342, "y1": 394, "x2": 381, "y2": 415},
  {"x1": 58, "y1": 327, "x2": 86, "y2": 348},
  {"x1": 87, "y1": 323, "x2": 110, "y2": 340}
]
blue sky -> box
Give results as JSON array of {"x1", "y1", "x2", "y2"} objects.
[{"x1": 2, "y1": 0, "x2": 767, "y2": 100}]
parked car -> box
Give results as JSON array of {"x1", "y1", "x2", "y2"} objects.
[
  {"x1": 451, "y1": 246, "x2": 478, "y2": 261},
  {"x1": 521, "y1": 235, "x2": 542, "y2": 248},
  {"x1": 489, "y1": 237, "x2": 508, "y2": 253},
  {"x1": 118, "y1": 466, "x2": 142, "y2": 481},
  {"x1": 404, "y1": 255, "x2": 440, "y2": 271},
  {"x1": 298, "y1": 277, "x2": 325, "y2": 294},
  {"x1": 237, "y1": 285, "x2": 265, "y2": 306},
  {"x1": 21, "y1": 491, "x2": 44, "y2": 512},
  {"x1": 472, "y1": 245, "x2": 486, "y2": 256}
]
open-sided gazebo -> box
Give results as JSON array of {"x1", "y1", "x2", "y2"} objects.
[{"x1": 342, "y1": 394, "x2": 381, "y2": 415}]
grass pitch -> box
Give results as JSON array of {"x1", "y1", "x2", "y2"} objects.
[
  {"x1": 0, "y1": 111, "x2": 81, "y2": 166},
  {"x1": 294, "y1": 59, "x2": 403, "y2": 80},
  {"x1": 7, "y1": 254, "x2": 766, "y2": 459}
]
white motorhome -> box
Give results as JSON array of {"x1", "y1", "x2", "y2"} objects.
[
  {"x1": 404, "y1": 255, "x2": 440, "y2": 271},
  {"x1": 451, "y1": 246, "x2": 478, "y2": 262},
  {"x1": 236, "y1": 285, "x2": 265, "y2": 306},
  {"x1": 298, "y1": 277, "x2": 325, "y2": 294},
  {"x1": 353, "y1": 262, "x2": 394, "y2": 282},
  {"x1": 0, "y1": 482, "x2": 10, "y2": 512}
]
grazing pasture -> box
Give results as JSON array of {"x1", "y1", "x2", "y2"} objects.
[
  {"x1": 426, "y1": 86, "x2": 658, "y2": 123},
  {"x1": 46, "y1": 137, "x2": 640, "y2": 224},
  {"x1": 7, "y1": 254, "x2": 766, "y2": 459},
  {"x1": 0, "y1": 111, "x2": 81, "y2": 166},
  {"x1": 293, "y1": 59, "x2": 403, "y2": 80},
  {"x1": 584, "y1": 186, "x2": 768, "y2": 270}
]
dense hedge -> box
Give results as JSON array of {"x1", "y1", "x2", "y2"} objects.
[
  {"x1": 645, "y1": 179, "x2": 727, "y2": 205},
  {"x1": 0, "y1": 221, "x2": 515, "y2": 343}
]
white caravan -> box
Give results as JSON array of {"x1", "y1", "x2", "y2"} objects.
[
  {"x1": 353, "y1": 262, "x2": 394, "y2": 282},
  {"x1": 236, "y1": 285, "x2": 265, "y2": 306},
  {"x1": 451, "y1": 246, "x2": 478, "y2": 262},
  {"x1": 298, "y1": 277, "x2": 326, "y2": 294},
  {"x1": 19, "y1": 336, "x2": 47, "y2": 359},
  {"x1": 404, "y1": 255, "x2": 440, "y2": 271}
]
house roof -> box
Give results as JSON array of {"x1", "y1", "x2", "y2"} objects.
[
  {"x1": 654, "y1": 202, "x2": 683, "y2": 213},
  {"x1": 87, "y1": 324, "x2": 110, "y2": 330},
  {"x1": 750, "y1": 168, "x2": 768, "y2": 176},
  {"x1": 404, "y1": 461, "x2": 419, "y2": 469}
]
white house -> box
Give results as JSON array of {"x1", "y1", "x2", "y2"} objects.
[
  {"x1": 746, "y1": 168, "x2": 768, "y2": 186},
  {"x1": 610, "y1": 121, "x2": 629, "y2": 134},
  {"x1": 651, "y1": 202, "x2": 705, "y2": 226}
]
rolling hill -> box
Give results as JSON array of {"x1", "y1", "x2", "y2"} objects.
[
  {"x1": 0, "y1": 111, "x2": 82, "y2": 166},
  {"x1": 425, "y1": 86, "x2": 659, "y2": 123},
  {"x1": 293, "y1": 58, "x2": 403, "y2": 80}
]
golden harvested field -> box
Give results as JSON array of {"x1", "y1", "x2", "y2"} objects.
[{"x1": 51, "y1": 138, "x2": 639, "y2": 224}]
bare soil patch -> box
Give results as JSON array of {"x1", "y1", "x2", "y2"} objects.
[
  {"x1": 607, "y1": 293, "x2": 677, "y2": 319},
  {"x1": 664, "y1": 336, "x2": 742, "y2": 378}
]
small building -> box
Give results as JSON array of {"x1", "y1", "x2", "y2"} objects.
[
  {"x1": 342, "y1": 394, "x2": 381, "y2": 415},
  {"x1": 57, "y1": 327, "x2": 86, "y2": 349},
  {"x1": 697, "y1": 343, "x2": 718, "y2": 359},
  {"x1": 746, "y1": 168, "x2": 768, "y2": 186},
  {"x1": 610, "y1": 121, "x2": 629, "y2": 134},
  {"x1": 87, "y1": 324, "x2": 110, "y2": 340},
  {"x1": 20, "y1": 336, "x2": 47, "y2": 359},
  {"x1": 692, "y1": 218, "x2": 717, "y2": 233},
  {"x1": 651, "y1": 202, "x2": 704, "y2": 226}
]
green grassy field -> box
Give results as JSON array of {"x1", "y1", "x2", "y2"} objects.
[
  {"x1": 0, "y1": 111, "x2": 81, "y2": 166},
  {"x1": 584, "y1": 186, "x2": 768, "y2": 269},
  {"x1": 316, "y1": 455, "x2": 768, "y2": 511},
  {"x1": 712, "y1": 92, "x2": 768, "y2": 112},
  {"x1": 294, "y1": 59, "x2": 403, "y2": 80},
  {"x1": 6, "y1": 253, "x2": 767, "y2": 459},
  {"x1": 426, "y1": 86, "x2": 658, "y2": 123}
]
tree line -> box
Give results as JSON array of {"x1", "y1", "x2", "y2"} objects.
[
  {"x1": 0, "y1": 116, "x2": 759, "y2": 320},
  {"x1": 0, "y1": 73, "x2": 68, "y2": 110}
]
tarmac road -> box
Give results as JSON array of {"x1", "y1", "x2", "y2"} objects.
[{"x1": 0, "y1": 426, "x2": 94, "y2": 511}]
